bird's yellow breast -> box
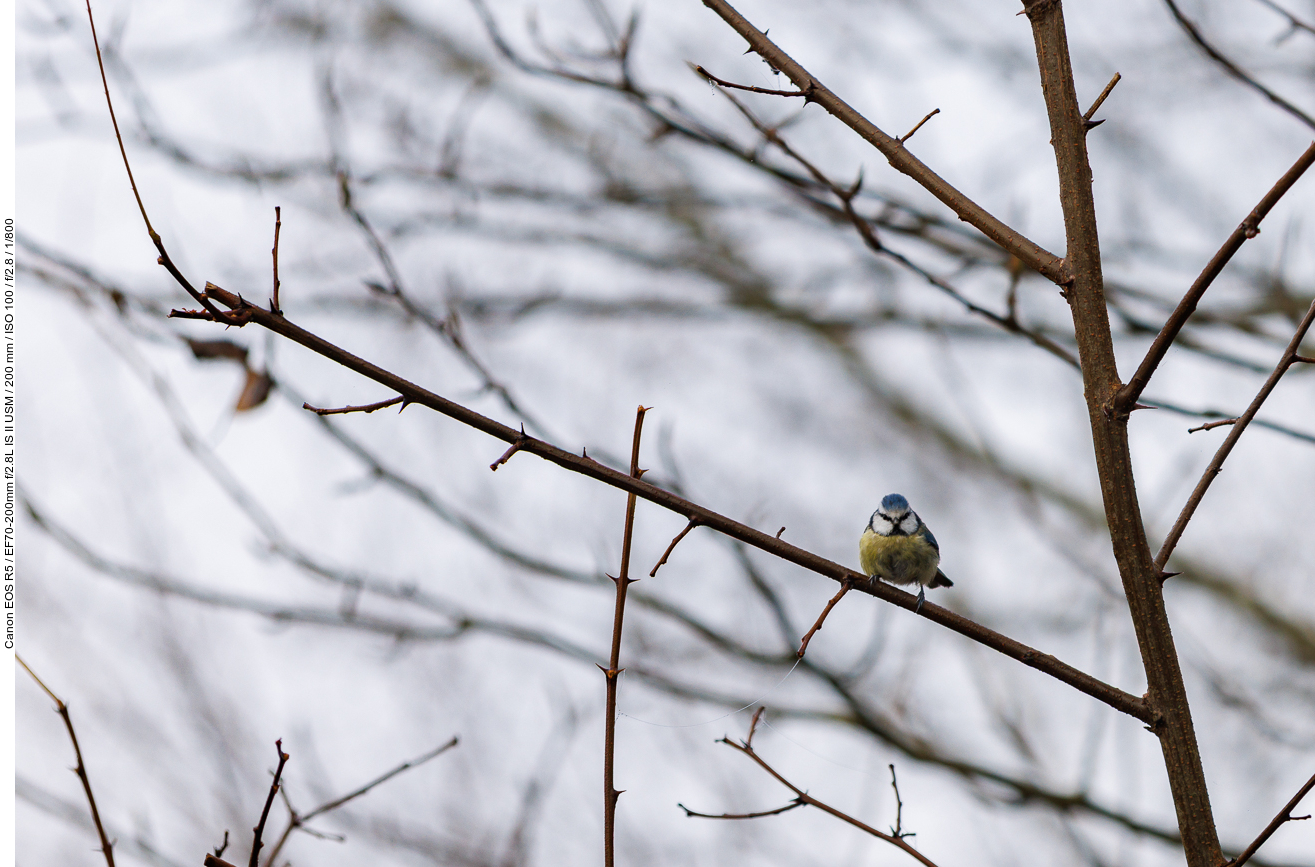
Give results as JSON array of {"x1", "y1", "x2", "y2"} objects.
[{"x1": 860, "y1": 529, "x2": 940, "y2": 587}]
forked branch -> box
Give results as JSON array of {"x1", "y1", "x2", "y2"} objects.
[
  {"x1": 698, "y1": 0, "x2": 1071, "y2": 285},
  {"x1": 681, "y1": 710, "x2": 941, "y2": 867}
]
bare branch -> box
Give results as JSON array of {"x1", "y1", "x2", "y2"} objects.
[
  {"x1": 1081, "y1": 72, "x2": 1121, "y2": 125},
  {"x1": 1162, "y1": 0, "x2": 1315, "y2": 130},
  {"x1": 686, "y1": 727, "x2": 942, "y2": 867},
  {"x1": 180, "y1": 282, "x2": 1153, "y2": 723},
  {"x1": 1117, "y1": 141, "x2": 1315, "y2": 413},
  {"x1": 602, "y1": 406, "x2": 648, "y2": 867},
  {"x1": 249, "y1": 740, "x2": 289, "y2": 867},
  {"x1": 897, "y1": 108, "x2": 940, "y2": 144},
  {"x1": 796, "y1": 581, "x2": 852, "y2": 658},
  {"x1": 270, "y1": 206, "x2": 282, "y2": 314},
  {"x1": 303, "y1": 396, "x2": 406, "y2": 416},
  {"x1": 1226, "y1": 769, "x2": 1315, "y2": 867},
  {"x1": 692, "y1": 64, "x2": 808, "y2": 97},
  {"x1": 16, "y1": 656, "x2": 117, "y2": 867},
  {"x1": 698, "y1": 0, "x2": 1071, "y2": 285},
  {"x1": 263, "y1": 737, "x2": 459, "y2": 865},
  {"x1": 649, "y1": 518, "x2": 699, "y2": 577},
  {"x1": 1156, "y1": 294, "x2": 1315, "y2": 570}
]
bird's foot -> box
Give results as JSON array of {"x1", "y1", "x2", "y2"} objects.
[{"x1": 915, "y1": 587, "x2": 926, "y2": 614}]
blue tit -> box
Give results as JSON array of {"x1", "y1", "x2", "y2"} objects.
[{"x1": 860, "y1": 493, "x2": 952, "y2": 612}]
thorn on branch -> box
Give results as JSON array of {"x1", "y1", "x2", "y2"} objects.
[
  {"x1": 490, "y1": 425, "x2": 530, "y2": 470},
  {"x1": 897, "y1": 108, "x2": 940, "y2": 144}
]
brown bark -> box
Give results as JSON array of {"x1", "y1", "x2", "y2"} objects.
[{"x1": 1021, "y1": 3, "x2": 1222, "y2": 865}]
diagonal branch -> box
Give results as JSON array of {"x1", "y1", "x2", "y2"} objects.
[
  {"x1": 1226, "y1": 769, "x2": 1315, "y2": 867},
  {"x1": 1155, "y1": 294, "x2": 1315, "y2": 570},
  {"x1": 1162, "y1": 0, "x2": 1315, "y2": 131},
  {"x1": 176, "y1": 282, "x2": 1152, "y2": 723},
  {"x1": 698, "y1": 0, "x2": 1071, "y2": 285},
  {"x1": 1116, "y1": 141, "x2": 1315, "y2": 413}
]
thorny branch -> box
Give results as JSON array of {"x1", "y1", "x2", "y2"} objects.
[
  {"x1": 17, "y1": 655, "x2": 117, "y2": 867},
  {"x1": 179, "y1": 280, "x2": 1154, "y2": 724},
  {"x1": 602, "y1": 406, "x2": 648, "y2": 867}
]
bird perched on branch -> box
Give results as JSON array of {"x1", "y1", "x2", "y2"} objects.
[{"x1": 860, "y1": 493, "x2": 952, "y2": 613}]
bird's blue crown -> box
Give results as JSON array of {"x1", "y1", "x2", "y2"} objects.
[{"x1": 880, "y1": 493, "x2": 910, "y2": 514}]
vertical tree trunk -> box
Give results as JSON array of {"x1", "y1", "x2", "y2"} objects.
[{"x1": 1021, "y1": 3, "x2": 1223, "y2": 865}]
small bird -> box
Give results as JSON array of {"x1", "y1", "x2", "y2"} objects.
[{"x1": 860, "y1": 493, "x2": 952, "y2": 612}]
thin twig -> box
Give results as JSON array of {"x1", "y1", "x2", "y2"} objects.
[
  {"x1": 705, "y1": 84, "x2": 1077, "y2": 367},
  {"x1": 489, "y1": 424, "x2": 529, "y2": 471},
  {"x1": 650, "y1": 518, "x2": 698, "y2": 576},
  {"x1": 897, "y1": 108, "x2": 940, "y2": 144},
  {"x1": 1253, "y1": 0, "x2": 1315, "y2": 39},
  {"x1": 1117, "y1": 141, "x2": 1315, "y2": 413},
  {"x1": 173, "y1": 283, "x2": 1155, "y2": 724},
  {"x1": 796, "y1": 581, "x2": 852, "y2": 658},
  {"x1": 262, "y1": 736, "x2": 458, "y2": 866},
  {"x1": 889, "y1": 764, "x2": 911, "y2": 838},
  {"x1": 602, "y1": 405, "x2": 648, "y2": 867},
  {"x1": 270, "y1": 206, "x2": 282, "y2": 313},
  {"x1": 1162, "y1": 0, "x2": 1315, "y2": 130},
  {"x1": 302, "y1": 396, "x2": 405, "y2": 416},
  {"x1": 17, "y1": 655, "x2": 117, "y2": 867},
  {"x1": 249, "y1": 739, "x2": 290, "y2": 867},
  {"x1": 83, "y1": 1, "x2": 240, "y2": 325},
  {"x1": 1143, "y1": 397, "x2": 1315, "y2": 445},
  {"x1": 1081, "y1": 72, "x2": 1121, "y2": 124},
  {"x1": 678, "y1": 799, "x2": 806, "y2": 819},
  {"x1": 1156, "y1": 294, "x2": 1315, "y2": 570},
  {"x1": 1226, "y1": 769, "x2": 1315, "y2": 867},
  {"x1": 1187, "y1": 417, "x2": 1237, "y2": 434},
  {"x1": 693, "y1": 63, "x2": 809, "y2": 97}
]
